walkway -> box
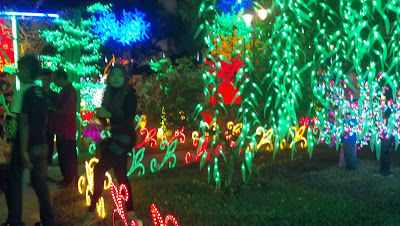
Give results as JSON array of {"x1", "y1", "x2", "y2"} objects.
[{"x1": 0, "y1": 150, "x2": 189, "y2": 225}]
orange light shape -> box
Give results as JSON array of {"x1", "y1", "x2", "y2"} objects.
[
  {"x1": 135, "y1": 127, "x2": 157, "y2": 149},
  {"x1": 161, "y1": 127, "x2": 186, "y2": 147}
]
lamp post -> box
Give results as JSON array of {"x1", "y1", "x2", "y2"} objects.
[{"x1": 243, "y1": 7, "x2": 268, "y2": 50}]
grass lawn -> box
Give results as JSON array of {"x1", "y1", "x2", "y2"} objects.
[{"x1": 52, "y1": 144, "x2": 400, "y2": 225}]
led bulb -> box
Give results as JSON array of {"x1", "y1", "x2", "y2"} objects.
[{"x1": 257, "y1": 9, "x2": 268, "y2": 20}]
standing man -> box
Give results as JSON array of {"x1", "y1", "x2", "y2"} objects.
[
  {"x1": 3, "y1": 56, "x2": 55, "y2": 225},
  {"x1": 52, "y1": 69, "x2": 78, "y2": 187},
  {"x1": 40, "y1": 69, "x2": 57, "y2": 166}
]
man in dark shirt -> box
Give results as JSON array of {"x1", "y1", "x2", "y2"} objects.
[
  {"x1": 40, "y1": 69, "x2": 57, "y2": 166},
  {"x1": 3, "y1": 56, "x2": 55, "y2": 226},
  {"x1": 52, "y1": 69, "x2": 78, "y2": 187}
]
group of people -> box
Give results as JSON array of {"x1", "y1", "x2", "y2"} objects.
[{"x1": 0, "y1": 56, "x2": 140, "y2": 226}]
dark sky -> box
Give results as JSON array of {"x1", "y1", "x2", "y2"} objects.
[{"x1": 1, "y1": 0, "x2": 164, "y2": 13}]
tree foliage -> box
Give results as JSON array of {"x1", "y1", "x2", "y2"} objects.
[{"x1": 136, "y1": 57, "x2": 203, "y2": 131}]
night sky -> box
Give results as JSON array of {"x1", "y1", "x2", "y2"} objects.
[{"x1": 1, "y1": 0, "x2": 164, "y2": 13}]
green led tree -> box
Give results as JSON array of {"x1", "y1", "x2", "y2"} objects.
[
  {"x1": 264, "y1": 0, "x2": 315, "y2": 158},
  {"x1": 40, "y1": 9, "x2": 102, "y2": 152},
  {"x1": 40, "y1": 9, "x2": 101, "y2": 82},
  {"x1": 193, "y1": 0, "x2": 320, "y2": 189},
  {"x1": 192, "y1": 0, "x2": 266, "y2": 189},
  {"x1": 311, "y1": 0, "x2": 400, "y2": 159}
]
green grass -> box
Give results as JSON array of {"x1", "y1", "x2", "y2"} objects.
[{"x1": 52, "y1": 145, "x2": 400, "y2": 225}]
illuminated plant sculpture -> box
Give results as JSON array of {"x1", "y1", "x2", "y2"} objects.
[
  {"x1": 264, "y1": 0, "x2": 315, "y2": 158},
  {"x1": 88, "y1": 2, "x2": 150, "y2": 46},
  {"x1": 193, "y1": 0, "x2": 264, "y2": 189},
  {"x1": 78, "y1": 158, "x2": 113, "y2": 218},
  {"x1": 311, "y1": 0, "x2": 400, "y2": 158},
  {"x1": 39, "y1": 11, "x2": 101, "y2": 80}
]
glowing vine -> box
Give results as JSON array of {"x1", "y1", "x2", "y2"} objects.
[
  {"x1": 150, "y1": 139, "x2": 178, "y2": 173},
  {"x1": 127, "y1": 147, "x2": 145, "y2": 177}
]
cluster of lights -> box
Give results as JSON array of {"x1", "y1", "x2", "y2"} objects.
[
  {"x1": 150, "y1": 127, "x2": 186, "y2": 173},
  {"x1": 127, "y1": 122, "x2": 186, "y2": 176},
  {"x1": 188, "y1": 115, "x2": 312, "y2": 183},
  {"x1": 135, "y1": 114, "x2": 147, "y2": 130},
  {"x1": 311, "y1": 0, "x2": 400, "y2": 157},
  {"x1": 216, "y1": 0, "x2": 252, "y2": 13},
  {"x1": 39, "y1": 8, "x2": 102, "y2": 78},
  {"x1": 82, "y1": 121, "x2": 102, "y2": 143},
  {"x1": 76, "y1": 78, "x2": 106, "y2": 111},
  {"x1": 189, "y1": 119, "x2": 310, "y2": 164},
  {"x1": 148, "y1": 59, "x2": 173, "y2": 94},
  {"x1": 109, "y1": 183, "x2": 180, "y2": 226},
  {"x1": 193, "y1": 0, "x2": 260, "y2": 187},
  {"x1": 1, "y1": 11, "x2": 59, "y2": 75},
  {"x1": 89, "y1": 3, "x2": 150, "y2": 46},
  {"x1": 263, "y1": 0, "x2": 314, "y2": 158},
  {"x1": 161, "y1": 127, "x2": 186, "y2": 147},
  {"x1": 151, "y1": 203, "x2": 179, "y2": 226},
  {"x1": 313, "y1": 70, "x2": 400, "y2": 152},
  {"x1": 150, "y1": 139, "x2": 179, "y2": 173},
  {"x1": 0, "y1": 18, "x2": 14, "y2": 73}
]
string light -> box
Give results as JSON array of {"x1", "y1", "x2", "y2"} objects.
[
  {"x1": 150, "y1": 139, "x2": 178, "y2": 173},
  {"x1": 134, "y1": 127, "x2": 157, "y2": 150},
  {"x1": 161, "y1": 127, "x2": 186, "y2": 146},
  {"x1": 89, "y1": 3, "x2": 150, "y2": 46},
  {"x1": 150, "y1": 203, "x2": 179, "y2": 226},
  {"x1": 127, "y1": 147, "x2": 145, "y2": 177},
  {"x1": 109, "y1": 182, "x2": 142, "y2": 226},
  {"x1": 312, "y1": 1, "x2": 400, "y2": 157},
  {"x1": 39, "y1": 8, "x2": 102, "y2": 78},
  {"x1": 77, "y1": 157, "x2": 112, "y2": 218},
  {"x1": 128, "y1": 125, "x2": 186, "y2": 176}
]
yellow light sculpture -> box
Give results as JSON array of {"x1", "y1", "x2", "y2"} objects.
[
  {"x1": 211, "y1": 30, "x2": 261, "y2": 59},
  {"x1": 226, "y1": 121, "x2": 242, "y2": 138},
  {"x1": 78, "y1": 157, "x2": 112, "y2": 218},
  {"x1": 256, "y1": 127, "x2": 274, "y2": 151},
  {"x1": 192, "y1": 122, "x2": 308, "y2": 153},
  {"x1": 290, "y1": 125, "x2": 308, "y2": 148},
  {"x1": 255, "y1": 125, "x2": 308, "y2": 151}
]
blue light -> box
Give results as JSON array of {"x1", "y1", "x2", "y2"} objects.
[
  {"x1": 0, "y1": 11, "x2": 59, "y2": 18},
  {"x1": 216, "y1": 0, "x2": 252, "y2": 13},
  {"x1": 91, "y1": 9, "x2": 150, "y2": 46}
]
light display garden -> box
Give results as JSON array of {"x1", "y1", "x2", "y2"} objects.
[
  {"x1": 1, "y1": 0, "x2": 400, "y2": 225},
  {"x1": 311, "y1": 0, "x2": 400, "y2": 160}
]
